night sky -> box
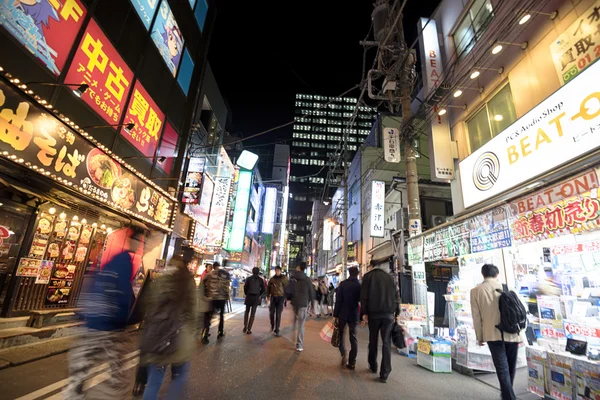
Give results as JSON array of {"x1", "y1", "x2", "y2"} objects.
[{"x1": 209, "y1": 0, "x2": 441, "y2": 148}]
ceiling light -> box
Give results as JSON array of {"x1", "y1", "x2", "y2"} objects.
[
  {"x1": 438, "y1": 108, "x2": 447, "y2": 116},
  {"x1": 48, "y1": 207, "x2": 56, "y2": 215},
  {"x1": 492, "y1": 44, "x2": 503, "y2": 54},
  {"x1": 453, "y1": 90, "x2": 463, "y2": 98},
  {"x1": 494, "y1": 114, "x2": 504, "y2": 121},
  {"x1": 519, "y1": 14, "x2": 531, "y2": 24},
  {"x1": 124, "y1": 123, "x2": 135, "y2": 133},
  {"x1": 59, "y1": 212, "x2": 67, "y2": 220},
  {"x1": 73, "y1": 83, "x2": 89, "y2": 98}
]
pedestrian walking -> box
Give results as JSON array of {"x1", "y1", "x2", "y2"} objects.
[
  {"x1": 310, "y1": 278, "x2": 319, "y2": 317},
  {"x1": 334, "y1": 267, "x2": 361, "y2": 370},
  {"x1": 470, "y1": 264, "x2": 523, "y2": 400},
  {"x1": 291, "y1": 262, "x2": 314, "y2": 352},
  {"x1": 268, "y1": 266, "x2": 288, "y2": 336},
  {"x1": 243, "y1": 267, "x2": 265, "y2": 334},
  {"x1": 198, "y1": 271, "x2": 213, "y2": 344},
  {"x1": 64, "y1": 227, "x2": 144, "y2": 400},
  {"x1": 200, "y1": 264, "x2": 213, "y2": 281},
  {"x1": 318, "y1": 280, "x2": 328, "y2": 317},
  {"x1": 327, "y1": 282, "x2": 335, "y2": 315},
  {"x1": 204, "y1": 260, "x2": 231, "y2": 338},
  {"x1": 360, "y1": 261, "x2": 399, "y2": 383}
]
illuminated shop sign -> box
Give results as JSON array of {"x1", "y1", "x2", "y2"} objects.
[
  {"x1": 121, "y1": 81, "x2": 164, "y2": 157},
  {"x1": 262, "y1": 187, "x2": 277, "y2": 234},
  {"x1": 323, "y1": 219, "x2": 332, "y2": 251},
  {"x1": 206, "y1": 176, "x2": 231, "y2": 247},
  {"x1": 226, "y1": 169, "x2": 252, "y2": 252},
  {"x1": 370, "y1": 180, "x2": 385, "y2": 238}
]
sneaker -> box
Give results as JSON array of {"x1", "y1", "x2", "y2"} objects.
[
  {"x1": 296, "y1": 347, "x2": 303, "y2": 352},
  {"x1": 243, "y1": 327, "x2": 247, "y2": 334},
  {"x1": 379, "y1": 377, "x2": 388, "y2": 383},
  {"x1": 217, "y1": 332, "x2": 225, "y2": 339},
  {"x1": 247, "y1": 330, "x2": 252, "y2": 335},
  {"x1": 274, "y1": 331, "x2": 280, "y2": 337},
  {"x1": 346, "y1": 364, "x2": 356, "y2": 370}
]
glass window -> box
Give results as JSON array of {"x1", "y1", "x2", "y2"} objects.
[{"x1": 453, "y1": 0, "x2": 494, "y2": 58}]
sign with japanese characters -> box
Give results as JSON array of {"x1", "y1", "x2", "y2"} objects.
[
  {"x1": 459, "y1": 58, "x2": 600, "y2": 208},
  {"x1": 151, "y1": 0, "x2": 184, "y2": 77},
  {"x1": 0, "y1": 0, "x2": 87, "y2": 76},
  {"x1": 423, "y1": 229, "x2": 449, "y2": 262},
  {"x1": 0, "y1": 79, "x2": 175, "y2": 230},
  {"x1": 407, "y1": 236, "x2": 424, "y2": 265},
  {"x1": 469, "y1": 207, "x2": 512, "y2": 253},
  {"x1": 550, "y1": 0, "x2": 600, "y2": 85},
  {"x1": 121, "y1": 81, "x2": 164, "y2": 157},
  {"x1": 226, "y1": 169, "x2": 252, "y2": 252},
  {"x1": 130, "y1": 0, "x2": 159, "y2": 30},
  {"x1": 65, "y1": 19, "x2": 134, "y2": 126},
  {"x1": 206, "y1": 176, "x2": 231, "y2": 247},
  {"x1": 383, "y1": 127, "x2": 401, "y2": 163},
  {"x1": 370, "y1": 180, "x2": 385, "y2": 238}
]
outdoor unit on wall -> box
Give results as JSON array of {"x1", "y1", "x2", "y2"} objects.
[
  {"x1": 394, "y1": 208, "x2": 409, "y2": 231},
  {"x1": 431, "y1": 215, "x2": 447, "y2": 227}
]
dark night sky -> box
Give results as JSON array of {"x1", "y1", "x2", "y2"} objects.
[{"x1": 208, "y1": 0, "x2": 441, "y2": 148}]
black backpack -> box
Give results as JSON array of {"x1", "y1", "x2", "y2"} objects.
[
  {"x1": 495, "y1": 285, "x2": 527, "y2": 336},
  {"x1": 284, "y1": 278, "x2": 296, "y2": 300}
]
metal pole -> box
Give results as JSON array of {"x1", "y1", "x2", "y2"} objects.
[{"x1": 341, "y1": 157, "x2": 348, "y2": 281}]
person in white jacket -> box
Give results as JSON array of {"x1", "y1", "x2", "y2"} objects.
[{"x1": 470, "y1": 264, "x2": 522, "y2": 400}]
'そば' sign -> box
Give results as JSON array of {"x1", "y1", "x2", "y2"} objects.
[{"x1": 0, "y1": 78, "x2": 174, "y2": 230}]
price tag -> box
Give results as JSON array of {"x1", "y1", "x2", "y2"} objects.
[
  {"x1": 564, "y1": 321, "x2": 600, "y2": 339},
  {"x1": 418, "y1": 338, "x2": 431, "y2": 354}
]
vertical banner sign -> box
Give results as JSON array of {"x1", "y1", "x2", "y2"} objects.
[
  {"x1": 550, "y1": 0, "x2": 600, "y2": 85},
  {"x1": 226, "y1": 170, "x2": 252, "y2": 252},
  {"x1": 262, "y1": 187, "x2": 277, "y2": 234},
  {"x1": 206, "y1": 176, "x2": 231, "y2": 247},
  {"x1": 370, "y1": 180, "x2": 385, "y2": 238},
  {"x1": 196, "y1": 174, "x2": 214, "y2": 227},
  {"x1": 151, "y1": 0, "x2": 185, "y2": 77},
  {"x1": 65, "y1": 19, "x2": 134, "y2": 125},
  {"x1": 129, "y1": 0, "x2": 160, "y2": 30},
  {"x1": 383, "y1": 127, "x2": 401, "y2": 163},
  {"x1": 323, "y1": 219, "x2": 332, "y2": 251},
  {"x1": 418, "y1": 17, "x2": 455, "y2": 182},
  {"x1": 407, "y1": 236, "x2": 424, "y2": 265},
  {"x1": 121, "y1": 81, "x2": 164, "y2": 157},
  {"x1": 0, "y1": 0, "x2": 87, "y2": 76}
]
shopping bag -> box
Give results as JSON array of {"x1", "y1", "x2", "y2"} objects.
[
  {"x1": 320, "y1": 321, "x2": 335, "y2": 343},
  {"x1": 331, "y1": 321, "x2": 341, "y2": 348},
  {"x1": 392, "y1": 322, "x2": 406, "y2": 349}
]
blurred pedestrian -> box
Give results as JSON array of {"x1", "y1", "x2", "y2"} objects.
[
  {"x1": 198, "y1": 270, "x2": 213, "y2": 344},
  {"x1": 361, "y1": 262, "x2": 399, "y2": 383},
  {"x1": 140, "y1": 256, "x2": 197, "y2": 400},
  {"x1": 334, "y1": 267, "x2": 361, "y2": 370},
  {"x1": 200, "y1": 264, "x2": 213, "y2": 282},
  {"x1": 318, "y1": 279, "x2": 328, "y2": 317},
  {"x1": 243, "y1": 267, "x2": 265, "y2": 334},
  {"x1": 64, "y1": 227, "x2": 144, "y2": 399},
  {"x1": 327, "y1": 282, "x2": 335, "y2": 316},
  {"x1": 291, "y1": 262, "x2": 314, "y2": 352},
  {"x1": 268, "y1": 266, "x2": 288, "y2": 336},
  {"x1": 204, "y1": 260, "x2": 231, "y2": 338}
]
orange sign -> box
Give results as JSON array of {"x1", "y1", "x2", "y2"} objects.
[
  {"x1": 65, "y1": 19, "x2": 134, "y2": 126},
  {"x1": 121, "y1": 81, "x2": 164, "y2": 157}
]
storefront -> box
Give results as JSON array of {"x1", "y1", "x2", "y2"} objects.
[{"x1": 0, "y1": 74, "x2": 176, "y2": 317}]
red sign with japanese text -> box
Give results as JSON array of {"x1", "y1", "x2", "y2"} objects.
[
  {"x1": 564, "y1": 321, "x2": 600, "y2": 339},
  {"x1": 120, "y1": 81, "x2": 164, "y2": 157},
  {"x1": 65, "y1": 19, "x2": 133, "y2": 126}
]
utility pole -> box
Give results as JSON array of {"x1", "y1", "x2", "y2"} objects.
[{"x1": 341, "y1": 140, "x2": 348, "y2": 281}]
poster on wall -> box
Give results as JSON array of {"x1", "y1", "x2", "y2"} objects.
[
  {"x1": 16, "y1": 257, "x2": 42, "y2": 277},
  {"x1": 28, "y1": 214, "x2": 54, "y2": 258},
  {"x1": 151, "y1": 0, "x2": 184, "y2": 76},
  {"x1": 129, "y1": 0, "x2": 160, "y2": 30},
  {"x1": 407, "y1": 236, "x2": 424, "y2": 265},
  {"x1": 447, "y1": 222, "x2": 471, "y2": 257},
  {"x1": 65, "y1": 19, "x2": 134, "y2": 125},
  {"x1": 537, "y1": 295, "x2": 565, "y2": 339},
  {"x1": 470, "y1": 207, "x2": 512, "y2": 253},
  {"x1": 0, "y1": 0, "x2": 87, "y2": 75},
  {"x1": 35, "y1": 260, "x2": 53, "y2": 284},
  {"x1": 206, "y1": 176, "x2": 231, "y2": 247}
]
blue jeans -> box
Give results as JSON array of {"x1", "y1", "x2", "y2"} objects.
[
  {"x1": 487, "y1": 341, "x2": 518, "y2": 400},
  {"x1": 143, "y1": 363, "x2": 190, "y2": 400}
]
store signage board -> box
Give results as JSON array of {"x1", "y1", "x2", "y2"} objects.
[
  {"x1": 323, "y1": 219, "x2": 332, "y2": 251},
  {"x1": 550, "y1": 0, "x2": 600, "y2": 85},
  {"x1": 538, "y1": 295, "x2": 565, "y2": 339},
  {"x1": 460, "y1": 59, "x2": 600, "y2": 208},
  {"x1": 182, "y1": 171, "x2": 202, "y2": 204},
  {"x1": 382, "y1": 127, "x2": 401, "y2": 163},
  {"x1": 0, "y1": 79, "x2": 174, "y2": 230},
  {"x1": 262, "y1": 187, "x2": 277, "y2": 234},
  {"x1": 120, "y1": 81, "x2": 164, "y2": 157},
  {"x1": 196, "y1": 174, "x2": 214, "y2": 227},
  {"x1": 206, "y1": 176, "x2": 231, "y2": 247},
  {"x1": 469, "y1": 207, "x2": 512, "y2": 253},
  {"x1": 370, "y1": 180, "x2": 385, "y2": 238},
  {"x1": 407, "y1": 236, "x2": 424, "y2": 265},
  {"x1": 423, "y1": 223, "x2": 471, "y2": 262},
  {"x1": 564, "y1": 320, "x2": 600, "y2": 339},
  {"x1": 129, "y1": 0, "x2": 160, "y2": 30},
  {"x1": 226, "y1": 169, "x2": 252, "y2": 252},
  {"x1": 0, "y1": 0, "x2": 87, "y2": 76},
  {"x1": 65, "y1": 19, "x2": 134, "y2": 126},
  {"x1": 151, "y1": 0, "x2": 184, "y2": 77},
  {"x1": 188, "y1": 157, "x2": 205, "y2": 173}
]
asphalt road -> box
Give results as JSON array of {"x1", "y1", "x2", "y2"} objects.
[{"x1": 0, "y1": 303, "x2": 527, "y2": 400}]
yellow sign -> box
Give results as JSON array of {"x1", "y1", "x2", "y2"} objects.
[{"x1": 418, "y1": 338, "x2": 431, "y2": 355}]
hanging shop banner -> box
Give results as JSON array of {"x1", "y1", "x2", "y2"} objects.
[
  {"x1": 0, "y1": 79, "x2": 174, "y2": 230},
  {"x1": 121, "y1": 81, "x2": 164, "y2": 157},
  {"x1": 206, "y1": 176, "x2": 231, "y2": 247},
  {"x1": 423, "y1": 229, "x2": 449, "y2": 262},
  {"x1": 65, "y1": 19, "x2": 134, "y2": 125},
  {"x1": 370, "y1": 180, "x2": 385, "y2": 238},
  {"x1": 129, "y1": 0, "x2": 160, "y2": 30},
  {"x1": 0, "y1": 0, "x2": 87, "y2": 76},
  {"x1": 511, "y1": 188, "x2": 600, "y2": 245},
  {"x1": 261, "y1": 187, "x2": 277, "y2": 234},
  {"x1": 448, "y1": 223, "x2": 471, "y2": 256},
  {"x1": 459, "y1": 59, "x2": 600, "y2": 208},
  {"x1": 469, "y1": 207, "x2": 512, "y2": 253},
  {"x1": 196, "y1": 174, "x2": 214, "y2": 226},
  {"x1": 226, "y1": 169, "x2": 252, "y2": 252},
  {"x1": 323, "y1": 219, "x2": 332, "y2": 251},
  {"x1": 423, "y1": 223, "x2": 471, "y2": 262},
  {"x1": 182, "y1": 172, "x2": 202, "y2": 204},
  {"x1": 382, "y1": 127, "x2": 401, "y2": 163},
  {"x1": 550, "y1": 0, "x2": 600, "y2": 85},
  {"x1": 151, "y1": 0, "x2": 184, "y2": 77},
  {"x1": 407, "y1": 236, "x2": 424, "y2": 265}
]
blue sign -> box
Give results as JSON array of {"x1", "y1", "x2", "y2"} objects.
[
  {"x1": 151, "y1": 0, "x2": 184, "y2": 77},
  {"x1": 189, "y1": 0, "x2": 197, "y2": 9},
  {"x1": 130, "y1": 0, "x2": 159, "y2": 30},
  {"x1": 194, "y1": 0, "x2": 208, "y2": 31},
  {"x1": 177, "y1": 48, "x2": 194, "y2": 96},
  {"x1": 470, "y1": 208, "x2": 512, "y2": 253}
]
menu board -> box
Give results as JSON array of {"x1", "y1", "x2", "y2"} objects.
[
  {"x1": 16, "y1": 258, "x2": 42, "y2": 277},
  {"x1": 0, "y1": 79, "x2": 175, "y2": 230},
  {"x1": 35, "y1": 261, "x2": 54, "y2": 285},
  {"x1": 28, "y1": 215, "x2": 55, "y2": 258}
]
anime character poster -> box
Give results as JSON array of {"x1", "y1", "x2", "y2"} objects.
[
  {"x1": 130, "y1": 0, "x2": 159, "y2": 30},
  {"x1": 150, "y1": 0, "x2": 184, "y2": 77},
  {"x1": 0, "y1": 0, "x2": 87, "y2": 75}
]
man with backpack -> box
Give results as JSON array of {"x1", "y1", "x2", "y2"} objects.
[
  {"x1": 204, "y1": 260, "x2": 231, "y2": 339},
  {"x1": 470, "y1": 264, "x2": 525, "y2": 400}
]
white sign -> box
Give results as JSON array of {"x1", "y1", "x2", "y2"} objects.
[
  {"x1": 323, "y1": 219, "x2": 332, "y2": 251},
  {"x1": 370, "y1": 180, "x2": 385, "y2": 238},
  {"x1": 206, "y1": 176, "x2": 231, "y2": 247},
  {"x1": 412, "y1": 263, "x2": 426, "y2": 281},
  {"x1": 419, "y1": 17, "x2": 455, "y2": 182},
  {"x1": 460, "y1": 59, "x2": 600, "y2": 208},
  {"x1": 409, "y1": 218, "x2": 422, "y2": 237},
  {"x1": 261, "y1": 187, "x2": 277, "y2": 234},
  {"x1": 383, "y1": 127, "x2": 401, "y2": 163}
]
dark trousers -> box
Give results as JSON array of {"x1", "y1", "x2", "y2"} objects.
[
  {"x1": 368, "y1": 318, "x2": 394, "y2": 380},
  {"x1": 244, "y1": 303, "x2": 258, "y2": 331},
  {"x1": 212, "y1": 300, "x2": 226, "y2": 334},
  {"x1": 270, "y1": 296, "x2": 284, "y2": 333},
  {"x1": 487, "y1": 341, "x2": 519, "y2": 400},
  {"x1": 338, "y1": 319, "x2": 358, "y2": 365}
]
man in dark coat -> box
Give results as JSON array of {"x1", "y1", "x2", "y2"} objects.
[
  {"x1": 291, "y1": 262, "x2": 314, "y2": 352},
  {"x1": 267, "y1": 266, "x2": 288, "y2": 336},
  {"x1": 334, "y1": 266, "x2": 361, "y2": 369},
  {"x1": 243, "y1": 267, "x2": 265, "y2": 334}
]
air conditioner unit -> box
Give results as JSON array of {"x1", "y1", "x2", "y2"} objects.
[
  {"x1": 431, "y1": 215, "x2": 447, "y2": 227},
  {"x1": 394, "y1": 208, "x2": 409, "y2": 231}
]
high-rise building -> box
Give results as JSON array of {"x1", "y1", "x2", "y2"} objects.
[{"x1": 288, "y1": 94, "x2": 376, "y2": 264}]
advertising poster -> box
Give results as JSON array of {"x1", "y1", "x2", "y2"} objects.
[
  {"x1": 206, "y1": 176, "x2": 231, "y2": 247},
  {"x1": 550, "y1": 0, "x2": 600, "y2": 85},
  {"x1": 28, "y1": 214, "x2": 54, "y2": 258},
  {"x1": 538, "y1": 295, "x2": 565, "y2": 339},
  {"x1": 65, "y1": 19, "x2": 134, "y2": 125},
  {"x1": 129, "y1": 0, "x2": 160, "y2": 30},
  {"x1": 182, "y1": 172, "x2": 202, "y2": 204},
  {"x1": 16, "y1": 257, "x2": 42, "y2": 277},
  {"x1": 151, "y1": 0, "x2": 184, "y2": 76},
  {"x1": 0, "y1": 80, "x2": 175, "y2": 230},
  {"x1": 549, "y1": 353, "x2": 575, "y2": 400},
  {"x1": 45, "y1": 264, "x2": 73, "y2": 305},
  {"x1": 470, "y1": 207, "x2": 512, "y2": 253},
  {"x1": 120, "y1": 81, "x2": 164, "y2": 157},
  {"x1": 407, "y1": 236, "x2": 424, "y2": 265},
  {"x1": 0, "y1": 0, "x2": 87, "y2": 75},
  {"x1": 447, "y1": 222, "x2": 471, "y2": 257},
  {"x1": 35, "y1": 260, "x2": 53, "y2": 284},
  {"x1": 526, "y1": 347, "x2": 547, "y2": 398},
  {"x1": 196, "y1": 174, "x2": 214, "y2": 226},
  {"x1": 423, "y1": 228, "x2": 450, "y2": 262},
  {"x1": 574, "y1": 359, "x2": 600, "y2": 400}
]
